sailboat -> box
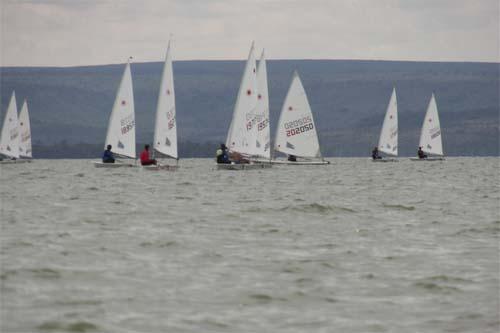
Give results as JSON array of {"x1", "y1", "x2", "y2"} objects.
[
  {"x1": 251, "y1": 49, "x2": 271, "y2": 161},
  {"x1": 144, "y1": 41, "x2": 179, "y2": 171},
  {"x1": 219, "y1": 42, "x2": 271, "y2": 170},
  {"x1": 0, "y1": 92, "x2": 22, "y2": 164},
  {"x1": 94, "y1": 58, "x2": 137, "y2": 168},
  {"x1": 410, "y1": 93, "x2": 445, "y2": 161},
  {"x1": 18, "y1": 99, "x2": 33, "y2": 160},
  {"x1": 272, "y1": 71, "x2": 329, "y2": 165},
  {"x1": 373, "y1": 87, "x2": 398, "y2": 162}
]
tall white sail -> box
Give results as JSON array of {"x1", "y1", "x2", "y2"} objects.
[
  {"x1": 104, "y1": 60, "x2": 136, "y2": 159},
  {"x1": 274, "y1": 71, "x2": 322, "y2": 158},
  {"x1": 18, "y1": 99, "x2": 32, "y2": 158},
  {"x1": 225, "y1": 42, "x2": 258, "y2": 156},
  {"x1": 419, "y1": 93, "x2": 443, "y2": 156},
  {"x1": 253, "y1": 49, "x2": 271, "y2": 159},
  {"x1": 0, "y1": 92, "x2": 20, "y2": 159},
  {"x1": 378, "y1": 88, "x2": 398, "y2": 156},
  {"x1": 153, "y1": 41, "x2": 177, "y2": 159}
]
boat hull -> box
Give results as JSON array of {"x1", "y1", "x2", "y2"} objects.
[
  {"x1": 0, "y1": 159, "x2": 32, "y2": 164},
  {"x1": 372, "y1": 158, "x2": 398, "y2": 163},
  {"x1": 142, "y1": 164, "x2": 178, "y2": 171},
  {"x1": 216, "y1": 163, "x2": 272, "y2": 170},
  {"x1": 270, "y1": 159, "x2": 330, "y2": 165},
  {"x1": 93, "y1": 161, "x2": 137, "y2": 168},
  {"x1": 409, "y1": 157, "x2": 445, "y2": 161}
]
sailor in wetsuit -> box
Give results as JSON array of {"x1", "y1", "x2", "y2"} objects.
[
  {"x1": 372, "y1": 147, "x2": 382, "y2": 160},
  {"x1": 216, "y1": 144, "x2": 231, "y2": 164},
  {"x1": 417, "y1": 146, "x2": 427, "y2": 159},
  {"x1": 102, "y1": 144, "x2": 115, "y2": 163},
  {"x1": 287, "y1": 154, "x2": 297, "y2": 162}
]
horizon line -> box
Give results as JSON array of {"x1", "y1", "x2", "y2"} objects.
[{"x1": 1, "y1": 57, "x2": 499, "y2": 69}]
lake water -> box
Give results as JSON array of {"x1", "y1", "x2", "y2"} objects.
[{"x1": 1, "y1": 158, "x2": 499, "y2": 333}]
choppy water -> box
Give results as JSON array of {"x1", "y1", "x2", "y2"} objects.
[{"x1": 1, "y1": 158, "x2": 499, "y2": 333}]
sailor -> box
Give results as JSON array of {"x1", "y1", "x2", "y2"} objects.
[
  {"x1": 140, "y1": 144, "x2": 157, "y2": 165},
  {"x1": 372, "y1": 147, "x2": 382, "y2": 160},
  {"x1": 287, "y1": 154, "x2": 297, "y2": 162},
  {"x1": 417, "y1": 146, "x2": 427, "y2": 159},
  {"x1": 102, "y1": 144, "x2": 115, "y2": 163},
  {"x1": 216, "y1": 144, "x2": 231, "y2": 164}
]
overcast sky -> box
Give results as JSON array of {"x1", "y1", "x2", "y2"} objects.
[{"x1": 1, "y1": 0, "x2": 498, "y2": 67}]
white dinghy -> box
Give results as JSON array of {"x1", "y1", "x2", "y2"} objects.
[
  {"x1": 94, "y1": 59, "x2": 137, "y2": 168},
  {"x1": 219, "y1": 42, "x2": 271, "y2": 170},
  {"x1": 410, "y1": 93, "x2": 445, "y2": 161},
  {"x1": 144, "y1": 40, "x2": 179, "y2": 171},
  {"x1": 373, "y1": 88, "x2": 398, "y2": 162},
  {"x1": 272, "y1": 71, "x2": 329, "y2": 165},
  {"x1": 18, "y1": 99, "x2": 33, "y2": 162},
  {"x1": 0, "y1": 92, "x2": 23, "y2": 164}
]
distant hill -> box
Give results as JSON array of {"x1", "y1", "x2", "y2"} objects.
[{"x1": 1, "y1": 59, "x2": 498, "y2": 157}]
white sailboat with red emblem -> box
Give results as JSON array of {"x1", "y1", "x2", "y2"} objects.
[
  {"x1": 144, "y1": 40, "x2": 179, "y2": 171},
  {"x1": 411, "y1": 93, "x2": 445, "y2": 161},
  {"x1": 272, "y1": 71, "x2": 328, "y2": 165},
  {"x1": 0, "y1": 92, "x2": 20, "y2": 163},
  {"x1": 373, "y1": 87, "x2": 398, "y2": 162},
  {"x1": 18, "y1": 99, "x2": 33, "y2": 160},
  {"x1": 219, "y1": 42, "x2": 271, "y2": 170},
  {"x1": 94, "y1": 58, "x2": 137, "y2": 168}
]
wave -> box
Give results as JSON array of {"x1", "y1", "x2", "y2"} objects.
[
  {"x1": 414, "y1": 281, "x2": 461, "y2": 293},
  {"x1": 382, "y1": 204, "x2": 415, "y2": 211},
  {"x1": 37, "y1": 321, "x2": 98, "y2": 332},
  {"x1": 279, "y1": 203, "x2": 356, "y2": 214}
]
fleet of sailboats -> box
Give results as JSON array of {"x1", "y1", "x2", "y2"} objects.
[
  {"x1": 2, "y1": 42, "x2": 448, "y2": 166},
  {"x1": 0, "y1": 92, "x2": 32, "y2": 164}
]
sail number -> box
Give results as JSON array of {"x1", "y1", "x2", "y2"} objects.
[
  {"x1": 120, "y1": 115, "x2": 135, "y2": 135},
  {"x1": 284, "y1": 116, "x2": 313, "y2": 137}
]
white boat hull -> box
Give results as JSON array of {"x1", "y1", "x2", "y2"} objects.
[
  {"x1": 372, "y1": 158, "x2": 398, "y2": 163},
  {"x1": 216, "y1": 163, "x2": 272, "y2": 171},
  {"x1": 0, "y1": 159, "x2": 32, "y2": 164},
  {"x1": 93, "y1": 161, "x2": 136, "y2": 168},
  {"x1": 260, "y1": 160, "x2": 330, "y2": 165},
  {"x1": 142, "y1": 164, "x2": 178, "y2": 171},
  {"x1": 409, "y1": 157, "x2": 445, "y2": 161}
]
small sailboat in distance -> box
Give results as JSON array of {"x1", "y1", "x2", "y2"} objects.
[
  {"x1": 0, "y1": 92, "x2": 20, "y2": 163},
  {"x1": 272, "y1": 71, "x2": 329, "y2": 165},
  {"x1": 18, "y1": 99, "x2": 33, "y2": 161},
  {"x1": 373, "y1": 87, "x2": 398, "y2": 162},
  {"x1": 94, "y1": 58, "x2": 137, "y2": 168},
  {"x1": 410, "y1": 93, "x2": 445, "y2": 161},
  {"x1": 144, "y1": 40, "x2": 179, "y2": 171},
  {"x1": 219, "y1": 42, "x2": 271, "y2": 170}
]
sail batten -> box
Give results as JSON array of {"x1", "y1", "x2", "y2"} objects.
[
  {"x1": 153, "y1": 40, "x2": 178, "y2": 159},
  {"x1": 104, "y1": 60, "x2": 136, "y2": 159},
  {"x1": 419, "y1": 93, "x2": 443, "y2": 156},
  {"x1": 0, "y1": 92, "x2": 20, "y2": 159},
  {"x1": 378, "y1": 88, "x2": 398, "y2": 157},
  {"x1": 274, "y1": 71, "x2": 322, "y2": 158}
]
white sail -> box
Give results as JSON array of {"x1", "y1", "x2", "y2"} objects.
[
  {"x1": 377, "y1": 87, "x2": 398, "y2": 156},
  {"x1": 419, "y1": 93, "x2": 443, "y2": 156},
  {"x1": 274, "y1": 71, "x2": 322, "y2": 158},
  {"x1": 153, "y1": 41, "x2": 177, "y2": 159},
  {"x1": 225, "y1": 42, "x2": 258, "y2": 156},
  {"x1": 253, "y1": 49, "x2": 271, "y2": 159},
  {"x1": 104, "y1": 60, "x2": 136, "y2": 159},
  {"x1": 18, "y1": 99, "x2": 32, "y2": 158},
  {"x1": 0, "y1": 92, "x2": 20, "y2": 159}
]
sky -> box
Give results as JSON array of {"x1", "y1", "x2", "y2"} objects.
[{"x1": 1, "y1": 0, "x2": 499, "y2": 67}]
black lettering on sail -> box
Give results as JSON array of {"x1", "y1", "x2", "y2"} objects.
[
  {"x1": 165, "y1": 137, "x2": 171, "y2": 147},
  {"x1": 286, "y1": 142, "x2": 295, "y2": 150}
]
